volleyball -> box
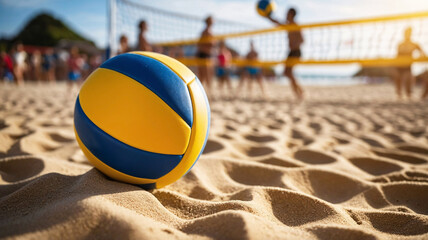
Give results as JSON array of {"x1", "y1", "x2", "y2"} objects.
[
  {"x1": 257, "y1": 0, "x2": 277, "y2": 17},
  {"x1": 73, "y1": 51, "x2": 210, "y2": 189}
]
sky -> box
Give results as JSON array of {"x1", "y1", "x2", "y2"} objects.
[
  {"x1": 0, "y1": 0, "x2": 427, "y2": 75},
  {"x1": 1, "y1": 0, "x2": 428, "y2": 48}
]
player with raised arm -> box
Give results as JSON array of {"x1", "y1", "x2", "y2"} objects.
[{"x1": 267, "y1": 8, "x2": 304, "y2": 100}]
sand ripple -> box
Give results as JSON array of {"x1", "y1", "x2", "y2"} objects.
[{"x1": 1, "y1": 83, "x2": 428, "y2": 239}]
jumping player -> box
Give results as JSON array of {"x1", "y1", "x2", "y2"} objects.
[{"x1": 268, "y1": 8, "x2": 304, "y2": 100}]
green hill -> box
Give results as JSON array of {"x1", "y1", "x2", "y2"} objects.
[{"x1": 12, "y1": 12, "x2": 95, "y2": 47}]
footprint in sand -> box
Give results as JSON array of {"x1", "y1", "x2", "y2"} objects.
[
  {"x1": 294, "y1": 149, "x2": 337, "y2": 164},
  {"x1": 349, "y1": 157, "x2": 402, "y2": 176},
  {"x1": 382, "y1": 133, "x2": 405, "y2": 143},
  {"x1": 372, "y1": 149, "x2": 427, "y2": 164},
  {"x1": 267, "y1": 123, "x2": 282, "y2": 130},
  {"x1": 203, "y1": 140, "x2": 224, "y2": 154},
  {"x1": 225, "y1": 124, "x2": 237, "y2": 131},
  {"x1": 0, "y1": 120, "x2": 7, "y2": 131},
  {"x1": 259, "y1": 156, "x2": 302, "y2": 168},
  {"x1": 359, "y1": 136, "x2": 387, "y2": 148},
  {"x1": 333, "y1": 137, "x2": 350, "y2": 145},
  {"x1": 218, "y1": 134, "x2": 233, "y2": 140},
  {"x1": 47, "y1": 132, "x2": 75, "y2": 143},
  {"x1": 305, "y1": 169, "x2": 370, "y2": 203},
  {"x1": 364, "y1": 211, "x2": 428, "y2": 235},
  {"x1": 268, "y1": 189, "x2": 339, "y2": 226},
  {"x1": 381, "y1": 183, "x2": 428, "y2": 215},
  {"x1": 244, "y1": 134, "x2": 277, "y2": 143},
  {"x1": 246, "y1": 146, "x2": 275, "y2": 157},
  {"x1": 396, "y1": 144, "x2": 428, "y2": 155},
  {"x1": 0, "y1": 156, "x2": 45, "y2": 182},
  {"x1": 291, "y1": 130, "x2": 314, "y2": 145},
  {"x1": 308, "y1": 122, "x2": 322, "y2": 133},
  {"x1": 227, "y1": 163, "x2": 286, "y2": 188}
]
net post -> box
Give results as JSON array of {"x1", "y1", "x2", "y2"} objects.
[{"x1": 107, "y1": 0, "x2": 117, "y2": 59}]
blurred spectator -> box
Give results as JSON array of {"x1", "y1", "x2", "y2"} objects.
[
  {"x1": 153, "y1": 45, "x2": 164, "y2": 54},
  {"x1": 170, "y1": 46, "x2": 184, "y2": 59},
  {"x1": 118, "y1": 35, "x2": 129, "y2": 54},
  {"x1": 31, "y1": 50, "x2": 42, "y2": 82},
  {"x1": 216, "y1": 41, "x2": 233, "y2": 94},
  {"x1": 138, "y1": 20, "x2": 152, "y2": 51},
  {"x1": 89, "y1": 54, "x2": 101, "y2": 73},
  {"x1": 42, "y1": 48, "x2": 56, "y2": 83},
  {"x1": 80, "y1": 53, "x2": 90, "y2": 79},
  {"x1": 238, "y1": 41, "x2": 265, "y2": 97},
  {"x1": 13, "y1": 43, "x2": 27, "y2": 85},
  {"x1": 67, "y1": 46, "x2": 83, "y2": 87},
  {"x1": 420, "y1": 70, "x2": 428, "y2": 100},
  {"x1": 1, "y1": 51, "x2": 14, "y2": 82},
  {"x1": 56, "y1": 49, "x2": 69, "y2": 80}
]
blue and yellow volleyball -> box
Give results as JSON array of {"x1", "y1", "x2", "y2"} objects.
[
  {"x1": 257, "y1": 0, "x2": 276, "y2": 17},
  {"x1": 74, "y1": 51, "x2": 210, "y2": 189}
]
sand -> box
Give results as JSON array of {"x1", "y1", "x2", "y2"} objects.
[{"x1": 1, "y1": 82, "x2": 428, "y2": 240}]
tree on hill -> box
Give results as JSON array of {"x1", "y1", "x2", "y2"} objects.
[{"x1": 12, "y1": 13, "x2": 95, "y2": 47}]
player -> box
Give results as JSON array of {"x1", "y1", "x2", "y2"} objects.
[
  {"x1": 31, "y1": 50, "x2": 42, "y2": 82},
  {"x1": 196, "y1": 16, "x2": 215, "y2": 92},
  {"x1": 13, "y1": 43, "x2": 27, "y2": 85},
  {"x1": 238, "y1": 41, "x2": 265, "y2": 98},
  {"x1": 395, "y1": 27, "x2": 426, "y2": 100},
  {"x1": 67, "y1": 46, "x2": 83, "y2": 90},
  {"x1": 138, "y1": 20, "x2": 152, "y2": 51},
  {"x1": 118, "y1": 35, "x2": 130, "y2": 54},
  {"x1": 267, "y1": 8, "x2": 304, "y2": 100},
  {"x1": 216, "y1": 41, "x2": 233, "y2": 96}
]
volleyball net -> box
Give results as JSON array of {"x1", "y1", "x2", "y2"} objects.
[{"x1": 109, "y1": 0, "x2": 428, "y2": 68}]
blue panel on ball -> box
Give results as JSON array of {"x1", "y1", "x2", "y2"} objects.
[
  {"x1": 258, "y1": 0, "x2": 269, "y2": 10},
  {"x1": 100, "y1": 53, "x2": 193, "y2": 127},
  {"x1": 74, "y1": 97, "x2": 183, "y2": 179}
]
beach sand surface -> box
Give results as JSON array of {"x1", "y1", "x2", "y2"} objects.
[{"x1": 1, "y1": 83, "x2": 428, "y2": 240}]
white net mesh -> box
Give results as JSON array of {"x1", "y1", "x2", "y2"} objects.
[{"x1": 111, "y1": 0, "x2": 428, "y2": 66}]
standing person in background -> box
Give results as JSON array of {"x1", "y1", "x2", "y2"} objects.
[
  {"x1": 67, "y1": 46, "x2": 83, "y2": 90},
  {"x1": 42, "y1": 48, "x2": 56, "y2": 83},
  {"x1": 395, "y1": 27, "x2": 426, "y2": 100},
  {"x1": 268, "y1": 8, "x2": 304, "y2": 100},
  {"x1": 80, "y1": 54, "x2": 90, "y2": 80},
  {"x1": 216, "y1": 40, "x2": 233, "y2": 96},
  {"x1": 421, "y1": 71, "x2": 428, "y2": 100},
  {"x1": 1, "y1": 51, "x2": 14, "y2": 82},
  {"x1": 118, "y1": 35, "x2": 130, "y2": 54},
  {"x1": 31, "y1": 50, "x2": 42, "y2": 82},
  {"x1": 238, "y1": 41, "x2": 265, "y2": 98},
  {"x1": 138, "y1": 20, "x2": 152, "y2": 51},
  {"x1": 89, "y1": 54, "x2": 101, "y2": 73},
  {"x1": 13, "y1": 43, "x2": 27, "y2": 85},
  {"x1": 196, "y1": 16, "x2": 215, "y2": 92},
  {"x1": 57, "y1": 49, "x2": 69, "y2": 80}
]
